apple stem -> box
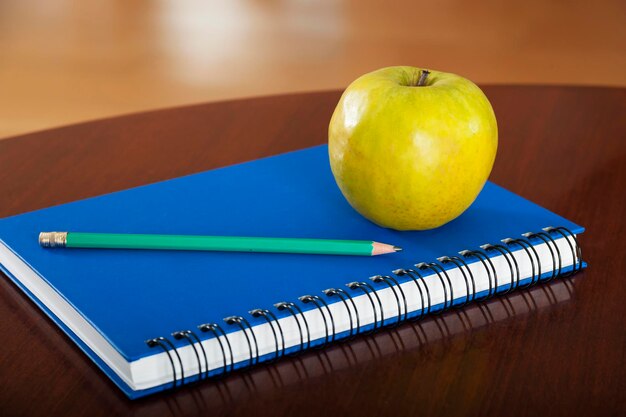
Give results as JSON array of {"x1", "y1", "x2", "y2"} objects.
[{"x1": 417, "y1": 70, "x2": 430, "y2": 86}]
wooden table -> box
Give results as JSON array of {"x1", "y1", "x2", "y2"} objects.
[{"x1": 1, "y1": 86, "x2": 624, "y2": 416}]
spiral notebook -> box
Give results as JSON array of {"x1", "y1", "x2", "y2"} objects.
[
  {"x1": 209, "y1": 277, "x2": 575, "y2": 399},
  {"x1": 0, "y1": 145, "x2": 585, "y2": 399}
]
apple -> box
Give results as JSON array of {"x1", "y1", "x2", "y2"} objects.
[{"x1": 328, "y1": 66, "x2": 497, "y2": 231}]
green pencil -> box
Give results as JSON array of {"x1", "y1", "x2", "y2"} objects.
[{"x1": 38, "y1": 232, "x2": 402, "y2": 256}]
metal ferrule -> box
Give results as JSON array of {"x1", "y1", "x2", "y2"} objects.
[{"x1": 39, "y1": 232, "x2": 68, "y2": 248}]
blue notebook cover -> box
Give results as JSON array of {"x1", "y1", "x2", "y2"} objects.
[{"x1": 0, "y1": 145, "x2": 584, "y2": 398}]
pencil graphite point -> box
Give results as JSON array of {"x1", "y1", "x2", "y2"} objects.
[{"x1": 372, "y1": 242, "x2": 402, "y2": 256}]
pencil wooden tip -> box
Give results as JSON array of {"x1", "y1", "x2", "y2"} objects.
[{"x1": 372, "y1": 242, "x2": 401, "y2": 256}]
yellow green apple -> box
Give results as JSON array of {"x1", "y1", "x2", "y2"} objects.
[{"x1": 328, "y1": 66, "x2": 498, "y2": 230}]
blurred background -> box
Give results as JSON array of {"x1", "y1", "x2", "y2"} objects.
[{"x1": 1, "y1": 0, "x2": 624, "y2": 139}]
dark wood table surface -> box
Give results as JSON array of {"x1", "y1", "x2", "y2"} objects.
[{"x1": 0, "y1": 86, "x2": 624, "y2": 417}]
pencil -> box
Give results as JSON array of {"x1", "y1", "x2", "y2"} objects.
[{"x1": 38, "y1": 232, "x2": 402, "y2": 256}]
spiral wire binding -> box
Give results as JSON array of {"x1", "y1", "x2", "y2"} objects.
[
  {"x1": 502, "y1": 238, "x2": 541, "y2": 288},
  {"x1": 146, "y1": 336, "x2": 184, "y2": 389},
  {"x1": 544, "y1": 227, "x2": 581, "y2": 276},
  {"x1": 523, "y1": 231, "x2": 561, "y2": 281},
  {"x1": 197, "y1": 323, "x2": 233, "y2": 376},
  {"x1": 480, "y1": 243, "x2": 520, "y2": 294},
  {"x1": 393, "y1": 268, "x2": 431, "y2": 317},
  {"x1": 380, "y1": 274, "x2": 409, "y2": 322},
  {"x1": 274, "y1": 302, "x2": 311, "y2": 353},
  {"x1": 460, "y1": 249, "x2": 497, "y2": 299},
  {"x1": 347, "y1": 281, "x2": 385, "y2": 331},
  {"x1": 172, "y1": 330, "x2": 208, "y2": 380},
  {"x1": 416, "y1": 262, "x2": 454, "y2": 312},
  {"x1": 370, "y1": 275, "x2": 407, "y2": 325},
  {"x1": 323, "y1": 288, "x2": 360, "y2": 337},
  {"x1": 224, "y1": 316, "x2": 258, "y2": 368},
  {"x1": 437, "y1": 256, "x2": 475, "y2": 306},
  {"x1": 146, "y1": 226, "x2": 583, "y2": 388},
  {"x1": 299, "y1": 295, "x2": 336, "y2": 348},
  {"x1": 249, "y1": 308, "x2": 285, "y2": 361}
]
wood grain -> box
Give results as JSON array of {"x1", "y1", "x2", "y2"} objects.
[
  {"x1": 0, "y1": 86, "x2": 625, "y2": 416},
  {"x1": 1, "y1": 0, "x2": 625, "y2": 139}
]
